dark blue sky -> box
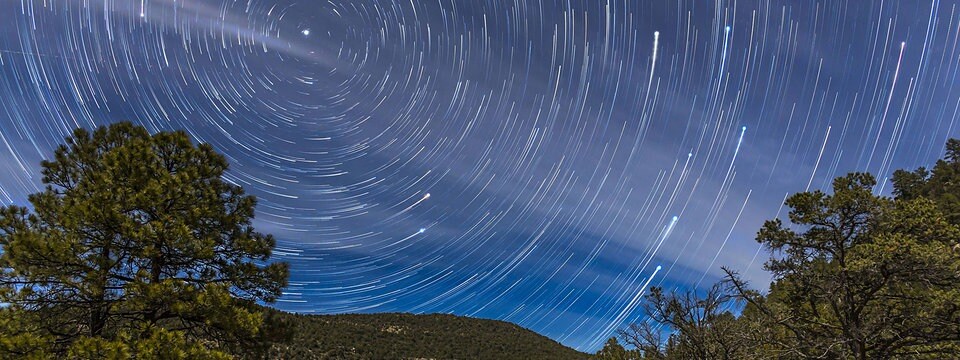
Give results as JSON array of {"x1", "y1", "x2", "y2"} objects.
[{"x1": 0, "y1": 0, "x2": 957, "y2": 351}]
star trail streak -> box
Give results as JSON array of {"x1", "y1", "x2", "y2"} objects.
[{"x1": 0, "y1": 0, "x2": 958, "y2": 351}]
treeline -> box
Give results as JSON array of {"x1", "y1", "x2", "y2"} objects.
[{"x1": 597, "y1": 140, "x2": 960, "y2": 359}]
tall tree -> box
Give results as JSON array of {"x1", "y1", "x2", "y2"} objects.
[
  {"x1": 726, "y1": 172, "x2": 960, "y2": 359},
  {"x1": 0, "y1": 122, "x2": 289, "y2": 356}
]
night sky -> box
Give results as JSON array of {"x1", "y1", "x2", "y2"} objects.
[{"x1": 1, "y1": 0, "x2": 958, "y2": 351}]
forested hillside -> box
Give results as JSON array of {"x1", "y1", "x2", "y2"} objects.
[{"x1": 253, "y1": 310, "x2": 588, "y2": 360}]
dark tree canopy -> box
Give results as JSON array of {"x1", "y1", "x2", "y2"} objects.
[{"x1": 0, "y1": 122, "x2": 288, "y2": 358}]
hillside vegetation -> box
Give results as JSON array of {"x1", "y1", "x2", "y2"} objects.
[{"x1": 254, "y1": 309, "x2": 588, "y2": 360}]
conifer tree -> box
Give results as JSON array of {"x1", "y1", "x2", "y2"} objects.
[{"x1": 0, "y1": 122, "x2": 289, "y2": 357}]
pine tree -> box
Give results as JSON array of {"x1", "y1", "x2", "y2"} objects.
[
  {"x1": 0, "y1": 122, "x2": 289, "y2": 357},
  {"x1": 726, "y1": 173, "x2": 960, "y2": 358}
]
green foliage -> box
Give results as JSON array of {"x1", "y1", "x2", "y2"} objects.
[
  {"x1": 66, "y1": 336, "x2": 130, "y2": 360},
  {"x1": 0, "y1": 122, "x2": 289, "y2": 357},
  {"x1": 63, "y1": 328, "x2": 233, "y2": 360},
  {"x1": 132, "y1": 328, "x2": 233, "y2": 360},
  {"x1": 0, "y1": 307, "x2": 52, "y2": 360}
]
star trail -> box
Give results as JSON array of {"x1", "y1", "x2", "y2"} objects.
[{"x1": 1, "y1": 0, "x2": 958, "y2": 351}]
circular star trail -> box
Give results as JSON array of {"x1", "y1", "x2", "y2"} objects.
[{"x1": 1, "y1": 0, "x2": 958, "y2": 351}]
